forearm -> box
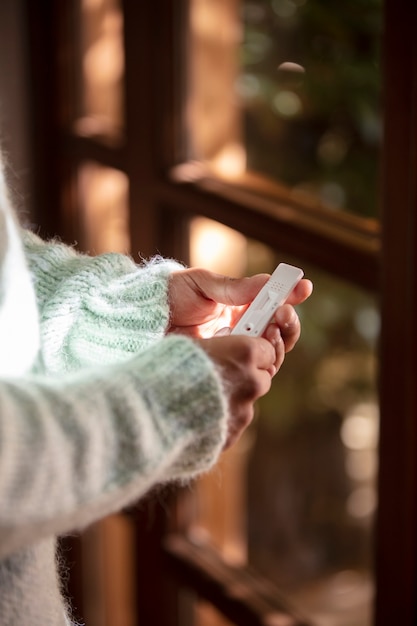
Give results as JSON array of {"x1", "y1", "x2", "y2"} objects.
[
  {"x1": 22, "y1": 229, "x2": 184, "y2": 371},
  {"x1": 0, "y1": 334, "x2": 228, "y2": 558}
]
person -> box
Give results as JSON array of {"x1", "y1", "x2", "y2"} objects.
[{"x1": 0, "y1": 151, "x2": 312, "y2": 625}]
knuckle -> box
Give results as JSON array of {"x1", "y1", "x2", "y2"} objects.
[
  {"x1": 242, "y1": 373, "x2": 264, "y2": 399},
  {"x1": 236, "y1": 337, "x2": 253, "y2": 358}
]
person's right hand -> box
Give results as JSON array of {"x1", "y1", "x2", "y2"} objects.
[{"x1": 196, "y1": 334, "x2": 278, "y2": 449}]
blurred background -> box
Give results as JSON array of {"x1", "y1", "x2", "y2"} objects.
[{"x1": 0, "y1": 1, "x2": 415, "y2": 626}]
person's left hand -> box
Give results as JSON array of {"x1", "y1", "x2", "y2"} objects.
[{"x1": 167, "y1": 267, "x2": 312, "y2": 343}]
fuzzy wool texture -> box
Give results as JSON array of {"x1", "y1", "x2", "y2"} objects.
[{"x1": 0, "y1": 158, "x2": 229, "y2": 625}]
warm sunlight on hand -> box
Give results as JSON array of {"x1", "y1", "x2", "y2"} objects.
[{"x1": 167, "y1": 267, "x2": 312, "y2": 338}]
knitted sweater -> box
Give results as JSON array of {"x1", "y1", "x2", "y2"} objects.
[{"x1": 0, "y1": 161, "x2": 229, "y2": 624}]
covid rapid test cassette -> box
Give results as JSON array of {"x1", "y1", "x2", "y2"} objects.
[{"x1": 231, "y1": 263, "x2": 304, "y2": 337}]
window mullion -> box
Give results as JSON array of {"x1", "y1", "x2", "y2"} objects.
[
  {"x1": 155, "y1": 178, "x2": 380, "y2": 291},
  {"x1": 375, "y1": 0, "x2": 417, "y2": 622},
  {"x1": 164, "y1": 534, "x2": 312, "y2": 626}
]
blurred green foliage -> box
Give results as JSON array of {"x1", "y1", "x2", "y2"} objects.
[{"x1": 240, "y1": 0, "x2": 382, "y2": 217}]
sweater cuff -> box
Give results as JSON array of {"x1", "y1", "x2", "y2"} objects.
[
  {"x1": 115, "y1": 333, "x2": 230, "y2": 482},
  {"x1": 22, "y1": 230, "x2": 185, "y2": 371},
  {"x1": 61, "y1": 256, "x2": 183, "y2": 370}
]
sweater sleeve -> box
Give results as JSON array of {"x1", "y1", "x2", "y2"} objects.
[
  {"x1": 21, "y1": 229, "x2": 184, "y2": 372},
  {"x1": 0, "y1": 333, "x2": 229, "y2": 558}
]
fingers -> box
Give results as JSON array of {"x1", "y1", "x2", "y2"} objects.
[
  {"x1": 174, "y1": 268, "x2": 312, "y2": 308},
  {"x1": 263, "y1": 324, "x2": 286, "y2": 371},
  {"x1": 194, "y1": 269, "x2": 312, "y2": 307},
  {"x1": 197, "y1": 335, "x2": 278, "y2": 450},
  {"x1": 251, "y1": 335, "x2": 278, "y2": 373},
  {"x1": 184, "y1": 268, "x2": 271, "y2": 306},
  {"x1": 285, "y1": 278, "x2": 313, "y2": 305},
  {"x1": 201, "y1": 335, "x2": 277, "y2": 383},
  {"x1": 265, "y1": 304, "x2": 302, "y2": 354}
]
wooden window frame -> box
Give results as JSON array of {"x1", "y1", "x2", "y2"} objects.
[{"x1": 24, "y1": 0, "x2": 417, "y2": 625}]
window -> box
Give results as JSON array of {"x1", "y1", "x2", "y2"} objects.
[{"x1": 26, "y1": 0, "x2": 417, "y2": 625}]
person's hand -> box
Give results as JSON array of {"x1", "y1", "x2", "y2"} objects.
[
  {"x1": 168, "y1": 267, "x2": 312, "y2": 339},
  {"x1": 170, "y1": 268, "x2": 313, "y2": 449},
  {"x1": 196, "y1": 334, "x2": 279, "y2": 449}
]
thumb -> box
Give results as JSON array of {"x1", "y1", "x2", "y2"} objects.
[{"x1": 199, "y1": 271, "x2": 270, "y2": 306}]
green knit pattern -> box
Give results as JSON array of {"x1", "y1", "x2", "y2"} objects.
[
  {"x1": 0, "y1": 333, "x2": 228, "y2": 549},
  {"x1": 0, "y1": 223, "x2": 230, "y2": 626},
  {"x1": 22, "y1": 230, "x2": 182, "y2": 371}
]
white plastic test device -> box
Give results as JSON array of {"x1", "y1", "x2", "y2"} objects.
[{"x1": 231, "y1": 263, "x2": 304, "y2": 337}]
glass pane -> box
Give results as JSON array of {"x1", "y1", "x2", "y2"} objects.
[
  {"x1": 77, "y1": 162, "x2": 129, "y2": 253},
  {"x1": 187, "y1": 0, "x2": 382, "y2": 217},
  {"x1": 248, "y1": 257, "x2": 378, "y2": 626},
  {"x1": 190, "y1": 217, "x2": 378, "y2": 626},
  {"x1": 187, "y1": 0, "x2": 244, "y2": 177},
  {"x1": 74, "y1": 0, "x2": 124, "y2": 135}
]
